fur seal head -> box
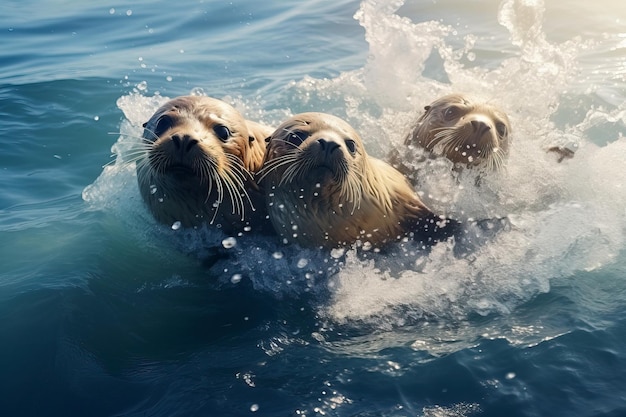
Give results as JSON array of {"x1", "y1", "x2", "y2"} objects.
[
  {"x1": 406, "y1": 94, "x2": 511, "y2": 170},
  {"x1": 135, "y1": 95, "x2": 271, "y2": 233},
  {"x1": 259, "y1": 112, "x2": 456, "y2": 249}
]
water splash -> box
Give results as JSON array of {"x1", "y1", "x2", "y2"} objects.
[
  {"x1": 285, "y1": 0, "x2": 626, "y2": 332},
  {"x1": 82, "y1": 0, "x2": 626, "y2": 355}
]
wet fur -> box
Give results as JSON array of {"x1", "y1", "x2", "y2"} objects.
[
  {"x1": 259, "y1": 112, "x2": 457, "y2": 249},
  {"x1": 133, "y1": 95, "x2": 273, "y2": 234},
  {"x1": 391, "y1": 94, "x2": 511, "y2": 180}
]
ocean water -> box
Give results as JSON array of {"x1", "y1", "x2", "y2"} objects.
[{"x1": 2, "y1": 0, "x2": 626, "y2": 416}]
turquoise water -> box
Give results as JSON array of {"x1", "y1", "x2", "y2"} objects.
[{"x1": 2, "y1": 0, "x2": 626, "y2": 416}]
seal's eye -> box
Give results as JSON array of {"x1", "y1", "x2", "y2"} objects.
[
  {"x1": 288, "y1": 130, "x2": 308, "y2": 145},
  {"x1": 214, "y1": 125, "x2": 231, "y2": 142},
  {"x1": 153, "y1": 115, "x2": 175, "y2": 137},
  {"x1": 443, "y1": 106, "x2": 461, "y2": 121},
  {"x1": 496, "y1": 122, "x2": 508, "y2": 138},
  {"x1": 345, "y1": 139, "x2": 357, "y2": 155}
]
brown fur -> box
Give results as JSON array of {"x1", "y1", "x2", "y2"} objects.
[
  {"x1": 135, "y1": 95, "x2": 273, "y2": 234},
  {"x1": 259, "y1": 112, "x2": 455, "y2": 249},
  {"x1": 394, "y1": 94, "x2": 511, "y2": 174}
]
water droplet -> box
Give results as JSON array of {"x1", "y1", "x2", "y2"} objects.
[
  {"x1": 190, "y1": 87, "x2": 205, "y2": 96},
  {"x1": 93, "y1": 115, "x2": 99, "y2": 121},
  {"x1": 250, "y1": 404, "x2": 259, "y2": 412},
  {"x1": 230, "y1": 274, "x2": 242, "y2": 284},
  {"x1": 150, "y1": 185, "x2": 157, "y2": 194},
  {"x1": 109, "y1": 8, "x2": 115, "y2": 14},
  {"x1": 272, "y1": 251, "x2": 284, "y2": 260},
  {"x1": 126, "y1": 9, "x2": 132, "y2": 16},
  {"x1": 222, "y1": 237, "x2": 237, "y2": 248},
  {"x1": 505, "y1": 372, "x2": 516, "y2": 380},
  {"x1": 171, "y1": 221, "x2": 181, "y2": 230},
  {"x1": 297, "y1": 258, "x2": 309, "y2": 268},
  {"x1": 311, "y1": 332, "x2": 325, "y2": 342}
]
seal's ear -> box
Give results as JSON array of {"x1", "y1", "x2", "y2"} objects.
[
  {"x1": 264, "y1": 136, "x2": 271, "y2": 143},
  {"x1": 142, "y1": 122, "x2": 148, "y2": 128},
  {"x1": 424, "y1": 105, "x2": 431, "y2": 112}
]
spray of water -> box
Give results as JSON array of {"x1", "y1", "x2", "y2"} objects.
[{"x1": 83, "y1": 0, "x2": 626, "y2": 356}]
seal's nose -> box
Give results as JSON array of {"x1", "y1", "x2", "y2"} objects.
[
  {"x1": 470, "y1": 120, "x2": 491, "y2": 137},
  {"x1": 172, "y1": 134, "x2": 199, "y2": 153},
  {"x1": 317, "y1": 138, "x2": 340, "y2": 155}
]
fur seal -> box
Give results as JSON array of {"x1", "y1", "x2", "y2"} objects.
[
  {"x1": 258, "y1": 112, "x2": 457, "y2": 249},
  {"x1": 399, "y1": 94, "x2": 511, "y2": 172},
  {"x1": 135, "y1": 95, "x2": 273, "y2": 234}
]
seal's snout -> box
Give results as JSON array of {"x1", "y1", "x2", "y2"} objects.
[
  {"x1": 171, "y1": 134, "x2": 199, "y2": 153},
  {"x1": 317, "y1": 138, "x2": 340, "y2": 156},
  {"x1": 403, "y1": 94, "x2": 510, "y2": 171},
  {"x1": 470, "y1": 119, "x2": 491, "y2": 137}
]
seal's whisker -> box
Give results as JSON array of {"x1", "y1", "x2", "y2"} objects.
[
  {"x1": 108, "y1": 132, "x2": 155, "y2": 143},
  {"x1": 225, "y1": 162, "x2": 249, "y2": 192},
  {"x1": 426, "y1": 127, "x2": 455, "y2": 148},
  {"x1": 280, "y1": 161, "x2": 301, "y2": 186},
  {"x1": 257, "y1": 152, "x2": 296, "y2": 174},
  {"x1": 273, "y1": 136, "x2": 303, "y2": 150},
  {"x1": 102, "y1": 158, "x2": 119, "y2": 168},
  {"x1": 490, "y1": 147, "x2": 506, "y2": 171},
  {"x1": 280, "y1": 154, "x2": 311, "y2": 186},
  {"x1": 208, "y1": 173, "x2": 224, "y2": 225},
  {"x1": 221, "y1": 171, "x2": 241, "y2": 217},
  {"x1": 227, "y1": 166, "x2": 255, "y2": 215},
  {"x1": 225, "y1": 153, "x2": 253, "y2": 181},
  {"x1": 149, "y1": 152, "x2": 173, "y2": 175},
  {"x1": 257, "y1": 153, "x2": 298, "y2": 183},
  {"x1": 198, "y1": 160, "x2": 216, "y2": 202},
  {"x1": 119, "y1": 150, "x2": 153, "y2": 165},
  {"x1": 141, "y1": 127, "x2": 162, "y2": 143},
  {"x1": 222, "y1": 158, "x2": 251, "y2": 218}
]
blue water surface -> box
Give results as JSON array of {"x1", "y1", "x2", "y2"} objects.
[{"x1": 2, "y1": 0, "x2": 626, "y2": 416}]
